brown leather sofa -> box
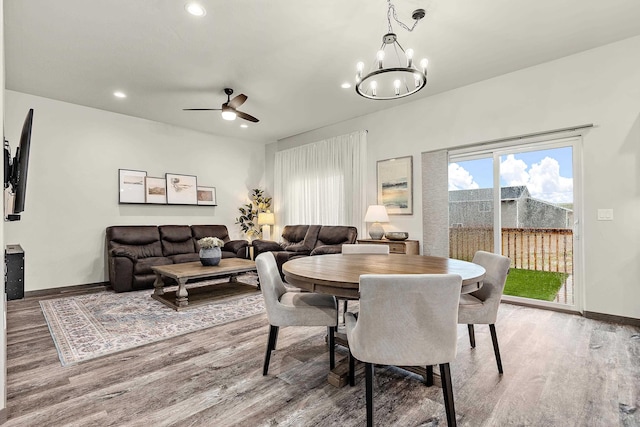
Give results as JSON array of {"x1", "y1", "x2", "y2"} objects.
[
  {"x1": 252, "y1": 224, "x2": 358, "y2": 277},
  {"x1": 106, "y1": 224, "x2": 249, "y2": 292}
]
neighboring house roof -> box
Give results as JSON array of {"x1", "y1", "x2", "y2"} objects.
[{"x1": 449, "y1": 186, "x2": 530, "y2": 202}]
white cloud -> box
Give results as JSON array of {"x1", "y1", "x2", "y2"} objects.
[
  {"x1": 500, "y1": 154, "x2": 529, "y2": 186},
  {"x1": 526, "y1": 157, "x2": 573, "y2": 203},
  {"x1": 448, "y1": 163, "x2": 479, "y2": 190},
  {"x1": 450, "y1": 155, "x2": 573, "y2": 203}
]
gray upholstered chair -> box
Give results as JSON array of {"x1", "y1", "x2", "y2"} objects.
[
  {"x1": 341, "y1": 244, "x2": 390, "y2": 254},
  {"x1": 255, "y1": 252, "x2": 338, "y2": 376},
  {"x1": 345, "y1": 274, "x2": 462, "y2": 427},
  {"x1": 458, "y1": 250, "x2": 511, "y2": 374},
  {"x1": 339, "y1": 244, "x2": 390, "y2": 321}
]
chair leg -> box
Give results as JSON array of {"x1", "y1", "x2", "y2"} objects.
[
  {"x1": 349, "y1": 349, "x2": 356, "y2": 386},
  {"x1": 425, "y1": 365, "x2": 434, "y2": 386},
  {"x1": 328, "y1": 326, "x2": 336, "y2": 370},
  {"x1": 343, "y1": 300, "x2": 348, "y2": 324},
  {"x1": 489, "y1": 324, "x2": 503, "y2": 374},
  {"x1": 467, "y1": 324, "x2": 476, "y2": 348},
  {"x1": 439, "y1": 363, "x2": 457, "y2": 427},
  {"x1": 365, "y1": 362, "x2": 374, "y2": 427},
  {"x1": 263, "y1": 325, "x2": 279, "y2": 376}
]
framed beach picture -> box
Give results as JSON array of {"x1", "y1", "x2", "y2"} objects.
[
  {"x1": 377, "y1": 156, "x2": 413, "y2": 215},
  {"x1": 119, "y1": 169, "x2": 147, "y2": 204},
  {"x1": 145, "y1": 177, "x2": 167, "y2": 204},
  {"x1": 165, "y1": 173, "x2": 198, "y2": 205},
  {"x1": 197, "y1": 186, "x2": 217, "y2": 206}
]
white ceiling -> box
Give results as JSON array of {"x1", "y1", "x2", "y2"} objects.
[{"x1": 5, "y1": 0, "x2": 640, "y2": 144}]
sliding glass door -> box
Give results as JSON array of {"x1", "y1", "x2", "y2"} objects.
[{"x1": 449, "y1": 138, "x2": 581, "y2": 310}]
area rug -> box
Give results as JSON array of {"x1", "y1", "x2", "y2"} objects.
[{"x1": 40, "y1": 275, "x2": 264, "y2": 367}]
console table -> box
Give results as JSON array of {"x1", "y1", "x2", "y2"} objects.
[{"x1": 357, "y1": 239, "x2": 419, "y2": 255}]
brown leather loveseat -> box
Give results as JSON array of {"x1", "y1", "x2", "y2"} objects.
[
  {"x1": 251, "y1": 224, "x2": 358, "y2": 276},
  {"x1": 106, "y1": 224, "x2": 249, "y2": 292}
]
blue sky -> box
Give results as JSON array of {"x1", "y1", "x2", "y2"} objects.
[{"x1": 449, "y1": 147, "x2": 574, "y2": 203}]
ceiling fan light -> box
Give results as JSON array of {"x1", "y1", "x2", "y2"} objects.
[{"x1": 221, "y1": 110, "x2": 237, "y2": 120}]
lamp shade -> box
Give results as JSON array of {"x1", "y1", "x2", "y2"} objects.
[
  {"x1": 364, "y1": 205, "x2": 389, "y2": 223},
  {"x1": 258, "y1": 211, "x2": 275, "y2": 225}
]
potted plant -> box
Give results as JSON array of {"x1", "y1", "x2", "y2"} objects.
[
  {"x1": 197, "y1": 236, "x2": 224, "y2": 266},
  {"x1": 236, "y1": 189, "x2": 272, "y2": 240}
]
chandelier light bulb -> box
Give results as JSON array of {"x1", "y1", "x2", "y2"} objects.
[
  {"x1": 356, "y1": 61, "x2": 364, "y2": 80},
  {"x1": 405, "y1": 48, "x2": 414, "y2": 67},
  {"x1": 414, "y1": 73, "x2": 421, "y2": 88},
  {"x1": 394, "y1": 79, "x2": 401, "y2": 96},
  {"x1": 420, "y1": 58, "x2": 429, "y2": 74},
  {"x1": 376, "y1": 50, "x2": 385, "y2": 69},
  {"x1": 370, "y1": 80, "x2": 377, "y2": 97}
]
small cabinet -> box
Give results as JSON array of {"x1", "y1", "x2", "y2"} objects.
[{"x1": 356, "y1": 239, "x2": 419, "y2": 255}]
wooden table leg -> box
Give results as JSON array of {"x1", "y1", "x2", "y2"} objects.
[
  {"x1": 175, "y1": 278, "x2": 189, "y2": 308},
  {"x1": 153, "y1": 273, "x2": 165, "y2": 296}
]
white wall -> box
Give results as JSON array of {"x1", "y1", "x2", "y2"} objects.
[
  {"x1": 4, "y1": 91, "x2": 264, "y2": 292},
  {"x1": 1, "y1": 0, "x2": 7, "y2": 418},
  {"x1": 270, "y1": 36, "x2": 640, "y2": 320}
]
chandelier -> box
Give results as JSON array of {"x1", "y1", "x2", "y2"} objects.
[{"x1": 355, "y1": 0, "x2": 428, "y2": 100}]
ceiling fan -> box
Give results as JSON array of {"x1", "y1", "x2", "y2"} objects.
[{"x1": 183, "y1": 88, "x2": 259, "y2": 123}]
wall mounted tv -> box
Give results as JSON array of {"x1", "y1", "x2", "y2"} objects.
[{"x1": 4, "y1": 108, "x2": 34, "y2": 221}]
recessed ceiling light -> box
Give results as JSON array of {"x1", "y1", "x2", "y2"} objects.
[
  {"x1": 113, "y1": 91, "x2": 127, "y2": 98},
  {"x1": 240, "y1": 124, "x2": 248, "y2": 128},
  {"x1": 341, "y1": 82, "x2": 352, "y2": 89},
  {"x1": 185, "y1": 3, "x2": 206, "y2": 16}
]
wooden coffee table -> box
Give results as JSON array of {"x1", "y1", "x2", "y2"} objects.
[{"x1": 151, "y1": 259, "x2": 258, "y2": 311}]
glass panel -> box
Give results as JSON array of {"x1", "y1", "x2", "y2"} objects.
[
  {"x1": 499, "y1": 147, "x2": 574, "y2": 305},
  {"x1": 448, "y1": 157, "x2": 494, "y2": 262}
]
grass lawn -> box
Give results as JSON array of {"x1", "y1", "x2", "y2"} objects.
[{"x1": 503, "y1": 268, "x2": 569, "y2": 301}]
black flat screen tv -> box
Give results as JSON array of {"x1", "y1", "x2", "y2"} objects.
[{"x1": 4, "y1": 108, "x2": 34, "y2": 220}]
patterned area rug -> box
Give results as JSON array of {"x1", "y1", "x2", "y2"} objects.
[{"x1": 40, "y1": 275, "x2": 264, "y2": 367}]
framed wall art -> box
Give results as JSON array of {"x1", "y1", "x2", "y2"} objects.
[
  {"x1": 145, "y1": 177, "x2": 167, "y2": 204},
  {"x1": 165, "y1": 173, "x2": 198, "y2": 205},
  {"x1": 119, "y1": 169, "x2": 147, "y2": 204},
  {"x1": 377, "y1": 156, "x2": 413, "y2": 215},
  {"x1": 197, "y1": 186, "x2": 217, "y2": 206}
]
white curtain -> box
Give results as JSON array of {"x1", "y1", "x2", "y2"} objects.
[{"x1": 274, "y1": 130, "x2": 367, "y2": 238}]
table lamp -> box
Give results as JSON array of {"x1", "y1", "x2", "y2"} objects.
[
  {"x1": 258, "y1": 210, "x2": 275, "y2": 240},
  {"x1": 364, "y1": 205, "x2": 389, "y2": 240}
]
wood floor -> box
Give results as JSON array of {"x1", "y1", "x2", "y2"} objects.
[{"x1": 4, "y1": 288, "x2": 640, "y2": 426}]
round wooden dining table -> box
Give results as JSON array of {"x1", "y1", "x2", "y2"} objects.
[{"x1": 282, "y1": 253, "x2": 486, "y2": 299}]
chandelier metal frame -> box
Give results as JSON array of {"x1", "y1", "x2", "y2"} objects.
[{"x1": 355, "y1": 1, "x2": 428, "y2": 100}]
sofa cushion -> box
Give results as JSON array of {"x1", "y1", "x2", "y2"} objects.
[
  {"x1": 159, "y1": 225, "x2": 196, "y2": 256},
  {"x1": 107, "y1": 226, "x2": 163, "y2": 259},
  {"x1": 283, "y1": 225, "x2": 321, "y2": 253},
  {"x1": 133, "y1": 256, "x2": 172, "y2": 275},
  {"x1": 191, "y1": 225, "x2": 231, "y2": 245},
  {"x1": 169, "y1": 253, "x2": 201, "y2": 264},
  {"x1": 281, "y1": 225, "x2": 310, "y2": 245},
  {"x1": 315, "y1": 226, "x2": 358, "y2": 247}
]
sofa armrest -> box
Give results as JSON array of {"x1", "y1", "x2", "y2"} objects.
[
  {"x1": 252, "y1": 239, "x2": 285, "y2": 258},
  {"x1": 310, "y1": 245, "x2": 343, "y2": 256},
  {"x1": 224, "y1": 239, "x2": 250, "y2": 258},
  {"x1": 109, "y1": 247, "x2": 138, "y2": 261}
]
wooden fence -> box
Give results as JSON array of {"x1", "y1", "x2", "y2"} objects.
[{"x1": 449, "y1": 227, "x2": 573, "y2": 274}]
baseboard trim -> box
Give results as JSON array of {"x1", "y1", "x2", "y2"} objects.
[
  {"x1": 584, "y1": 311, "x2": 640, "y2": 327},
  {"x1": 23, "y1": 282, "x2": 110, "y2": 300}
]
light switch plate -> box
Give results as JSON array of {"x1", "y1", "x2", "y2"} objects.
[{"x1": 597, "y1": 209, "x2": 614, "y2": 221}]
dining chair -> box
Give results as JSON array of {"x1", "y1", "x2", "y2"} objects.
[
  {"x1": 339, "y1": 244, "x2": 390, "y2": 321},
  {"x1": 345, "y1": 273, "x2": 462, "y2": 427},
  {"x1": 458, "y1": 250, "x2": 511, "y2": 374},
  {"x1": 255, "y1": 252, "x2": 338, "y2": 376}
]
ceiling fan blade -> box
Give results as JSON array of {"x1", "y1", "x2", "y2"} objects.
[
  {"x1": 183, "y1": 108, "x2": 221, "y2": 111},
  {"x1": 228, "y1": 94, "x2": 247, "y2": 109},
  {"x1": 236, "y1": 110, "x2": 259, "y2": 123}
]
